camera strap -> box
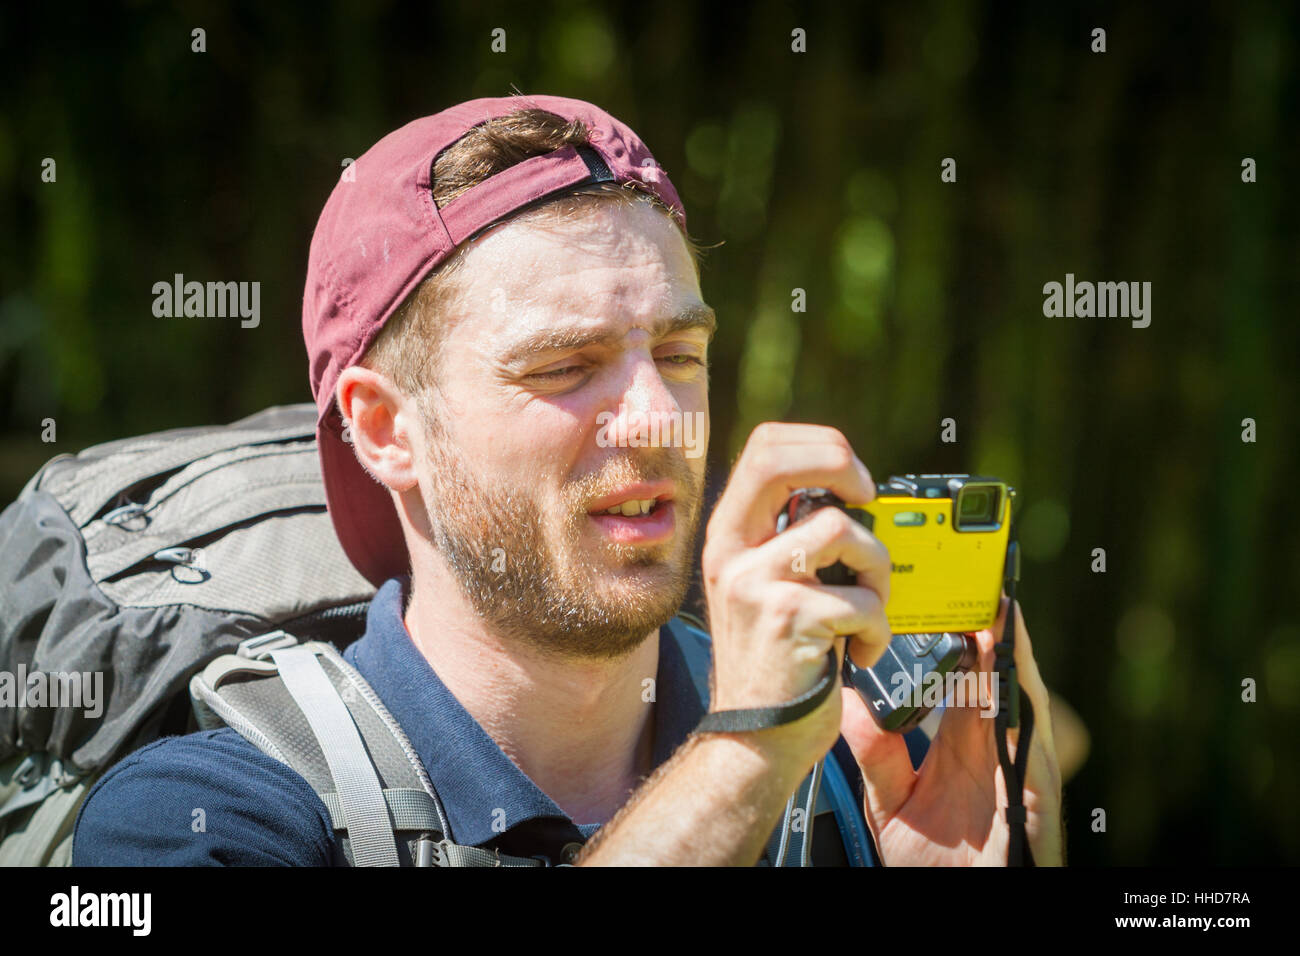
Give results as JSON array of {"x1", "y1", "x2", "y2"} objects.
[
  {"x1": 993, "y1": 539, "x2": 1036, "y2": 866},
  {"x1": 694, "y1": 496, "x2": 1036, "y2": 866},
  {"x1": 693, "y1": 649, "x2": 838, "y2": 733}
]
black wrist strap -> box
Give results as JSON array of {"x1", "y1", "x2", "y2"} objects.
[
  {"x1": 694, "y1": 649, "x2": 838, "y2": 734},
  {"x1": 993, "y1": 539, "x2": 1035, "y2": 866},
  {"x1": 693, "y1": 534, "x2": 1034, "y2": 864}
]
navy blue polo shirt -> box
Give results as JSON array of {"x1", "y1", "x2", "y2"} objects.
[{"x1": 73, "y1": 576, "x2": 876, "y2": 866}]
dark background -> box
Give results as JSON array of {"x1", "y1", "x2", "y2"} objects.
[{"x1": 2, "y1": 0, "x2": 1297, "y2": 865}]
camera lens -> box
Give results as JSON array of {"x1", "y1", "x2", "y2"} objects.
[
  {"x1": 960, "y1": 490, "x2": 989, "y2": 517},
  {"x1": 956, "y1": 486, "x2": 998, "y2": 527}
]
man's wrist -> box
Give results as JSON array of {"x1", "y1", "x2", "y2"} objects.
[
  {"x1": 692, "y1": 723, "x2": 827, "y2": 790},
  {"x1": 578, "y1": 728, "x2": 815, "y2": 866}
]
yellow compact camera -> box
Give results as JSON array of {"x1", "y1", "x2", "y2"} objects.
[{"x1": 779, "y1": 475, "x2": 1015, "y2": 633}]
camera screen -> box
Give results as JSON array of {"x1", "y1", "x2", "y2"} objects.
[{"x1": 956, "y1": 485, "x2": 999, "y2": 527}]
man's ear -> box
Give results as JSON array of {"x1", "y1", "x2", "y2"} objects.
[{"x1": 335, "y1": 366, "x2": 421, "y2": 493}]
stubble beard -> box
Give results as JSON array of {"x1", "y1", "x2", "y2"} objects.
[{"x1": 421, "y1": 412, "x2": 705, "y2": 662}]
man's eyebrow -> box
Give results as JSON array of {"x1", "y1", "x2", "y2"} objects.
[{"x1": 501, "y1": 305, "x2": 717, "y2": 364}]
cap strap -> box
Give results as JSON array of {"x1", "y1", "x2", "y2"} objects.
[
  {"x1": 437, "y1": 144, "x2": 606, "y2": 246},
  {"x1": 575, "y1": 143, "x2": 615, "y2": 182}
]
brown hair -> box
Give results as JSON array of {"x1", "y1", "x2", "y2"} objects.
[{"x1": 357, "y1": 107, "x2": 702, "y2": 408}]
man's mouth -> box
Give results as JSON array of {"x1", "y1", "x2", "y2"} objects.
[
  {"x1": 585, "y1": 482, "x2": 677, "y2": 545},
  {"x1": 599, "y1": 497, "x2": 662, "y2": 516}
]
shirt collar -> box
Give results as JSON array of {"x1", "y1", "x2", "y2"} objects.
[{"x1": 342, "y1": 576, "x2": 707, "y2": 848}]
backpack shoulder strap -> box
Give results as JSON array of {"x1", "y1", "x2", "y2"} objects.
[
  {"x1": 189, "y1": 632, "x2": 542, "y2": 867},
  {"x1": 663, "y1": 614, "x2": 878, "y2": 866}
]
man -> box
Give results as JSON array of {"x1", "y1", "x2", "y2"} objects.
[{"x1": 74, "y1": 94, "x2": 1062, "y2": 866}]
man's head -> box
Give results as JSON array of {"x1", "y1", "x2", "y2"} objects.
[{"x1": 303, "y1": 96, "x2": 711, "y2": 661}]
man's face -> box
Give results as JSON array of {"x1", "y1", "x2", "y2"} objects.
[{"x1": 413, "y1": 199, "x2": 712, "y2": 660}]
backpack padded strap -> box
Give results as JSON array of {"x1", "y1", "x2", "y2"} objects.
[
  {"x1": 318, "y1": 788, "x2": 442, "y2": 832},
  {"x1": 319, "y1": 789, "x2": 545, "y2": 866},
  {"x1": 269, "y1": 645, "x2": 400, "y2": 867}
]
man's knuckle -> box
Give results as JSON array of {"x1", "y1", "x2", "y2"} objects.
[
  {"x1": 748, "y1": 445, "x2": 782, "y2": 482},
  {"x1": 765, "y1": 584, "x2": 803, "y2": 626},
  {"x1": 823, "y1": 426, "x2": 851, "y2": 450},
  {"x1": 824, "y1": 443, "x2": 854, "y2": 474},
  {"x1": 707, "y1": 554, "x2": 728, "y2": 590},
  {"x1": 817, "y1": 506, "x2": 854, "y2": 539},
  {"x1": 713, "y1": 558, "x2": 752, "y2": 601},
  {"x1": 741, "y1": 423, "x2": 775, "y2": 460}
]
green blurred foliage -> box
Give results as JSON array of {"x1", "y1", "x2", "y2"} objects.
[{"x1": 1, "y1": 0, "x2": 1297, "y2": 864}]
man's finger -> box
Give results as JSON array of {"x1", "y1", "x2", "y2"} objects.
[
  {"x1": 1004, "y1": 599, "x2": 1055, "y2": 757},
  {"x1": 706, "y1": 424, "x2": 875, "y2": 556},
  {"x1": 755, "y1": 503, "x2": 891, "y2": 604},
  {"x1": 839, "y1": 686, "x2": 918, "y2": 828}
]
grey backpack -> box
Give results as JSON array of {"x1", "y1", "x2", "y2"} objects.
[
  {"x1": 0, "y1": 404, "x2": 871, "y2": 866},
  {"x1": 0, "y1": 404, "x2": 555, "y2": 866},
  {"x1": 0, "y1": 405, "x2": 376, "y2": 863},
  {"x1": 187, "y1": 630, "x2": 549, "y2": 866}
]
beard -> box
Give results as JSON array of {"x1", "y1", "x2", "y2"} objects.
[{"x1": 420, "y1": 412, "x2": 706, "y2": 662}]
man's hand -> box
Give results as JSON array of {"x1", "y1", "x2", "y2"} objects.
[
  {"x1": 839, "y1": 597, "x2": 1065, "y2": 865},
  {"x1": 700, "y1": 422, "x2": 891, "y2": 769},
  {"x1": 580, "y1": 423, "x2": 892, "y2": 866}
]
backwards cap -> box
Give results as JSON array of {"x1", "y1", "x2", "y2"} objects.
[{"x1": 302, "y1": 94, "x2": 688, "y2": 587}]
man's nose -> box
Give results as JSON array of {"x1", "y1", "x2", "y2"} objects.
[{"x1": 600, "y1": 355, "x2": 682, "y2": 449}]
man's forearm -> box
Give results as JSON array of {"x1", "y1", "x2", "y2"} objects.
[{"x1": 577, "y1": 731, "x2": 809, "y2": 866}]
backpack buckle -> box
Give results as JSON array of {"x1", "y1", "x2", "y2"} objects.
[
  {"x1": 236, "y1": 630, "x2": 299, "y2": 660},
  {"x1": 416, "y1": 836, "x2": 450, "y2": 867}
]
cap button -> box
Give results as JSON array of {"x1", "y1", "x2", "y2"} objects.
[{"x1": 560, "y1": 842, "x2": 584, "y2": 865}]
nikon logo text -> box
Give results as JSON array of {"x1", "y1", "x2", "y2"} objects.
[
  {"x1": 1042, "y1": 273, "x2": 1150, "y2": 328},
  {"x1": 152, "y1": 274, "x2": 261, "y2": 328}
]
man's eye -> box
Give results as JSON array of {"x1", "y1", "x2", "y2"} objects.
[
  {"x1": 659, "y1": 354, "x2": 705, "y2": 367},
  {"x1": 529, "y1": 365, "x2": 583, "y2": 381}
]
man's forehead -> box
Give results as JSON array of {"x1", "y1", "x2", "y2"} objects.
[
  {"x1": 487, "y1": 270, "x2": 687, "y2": 324},
  {"x1": 459, "y1": 200, "x2": 692, "y2": 288},
  {"x1": 441, "y1": 204, "x2": 709, "y2": 356},
  {"x1": 472, "y1": 196, "x2": 686, "y2": 260}
]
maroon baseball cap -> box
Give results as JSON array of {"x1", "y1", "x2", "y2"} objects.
[{"x1": 302, "y1": 94, "x2": 689, "y2": 588}]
